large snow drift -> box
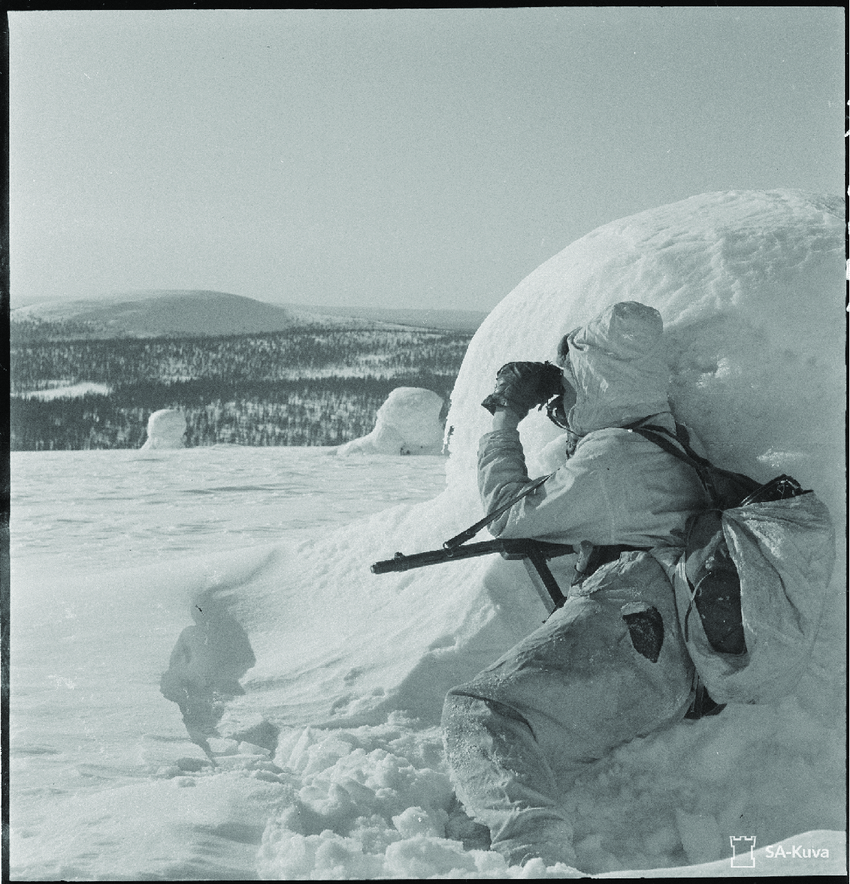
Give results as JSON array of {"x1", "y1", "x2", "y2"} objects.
[
  {"x1": 445, "y1": 189, "x2": 844, "y2": 519},
  {"x1": 141, "y1": 408, "x2": 187, "y2": 449},
  {"x1": 337, "y1": 387, "x2": 446, "y2": 456},
  {"x1": 170, "y1": 190, "x2": 845, "y2": 878}
]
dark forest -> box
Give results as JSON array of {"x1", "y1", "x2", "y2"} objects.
[{"x1": 10, "y1": 325, "x2": 470, "y2": 450}]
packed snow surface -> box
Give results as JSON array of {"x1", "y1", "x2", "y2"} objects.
[
  {"x1": 9, "y1": 191, "x2": 845, "y2": 879},
  {"x1": 336, "y1": 386, "x2": 446, "y2": 456},
  {"x1": 141, "y1": 408, "x2": 188, "y2": 449}
]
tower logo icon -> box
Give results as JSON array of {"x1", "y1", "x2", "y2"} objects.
[{"x1": 730, "y1": 835, "x2": 757, "y2": 868}]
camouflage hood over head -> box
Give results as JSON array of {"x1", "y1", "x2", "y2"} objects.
[{"x1": 564, "y1": 301, "x2": 671, "y2": 435}]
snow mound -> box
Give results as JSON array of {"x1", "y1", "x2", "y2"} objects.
[
  {"x1": 141, "y1": 409, "x2": 187, "y2": 449},
  {"x1": 445, "y1": 189, "x2": 845, "y2": 526},
  {"x1": 337, "y1": 387, "x2": 446, "y2": 456}
]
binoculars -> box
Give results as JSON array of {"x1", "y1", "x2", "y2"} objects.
[
  {"x1": 528, "y1": 361, "x2": 572, "y2": 429},
  {"x1": 482, "y1": 359, "x2": 573, "y2": 429}
]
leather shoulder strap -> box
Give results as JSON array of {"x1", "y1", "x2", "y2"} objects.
[{"x1": 629, "y1": 423, "x2": 718, "y2": 501}]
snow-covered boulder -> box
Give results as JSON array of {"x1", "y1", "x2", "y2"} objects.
[
  {"x1": 445, "y1": 190, "x2": 845, "y2": 529},
  {"x1": 337, "y1": 387, "x2": 446, "y2": 456},
  {"x1": 141, "y1": 408, "x2": 187, "y2": 449}
]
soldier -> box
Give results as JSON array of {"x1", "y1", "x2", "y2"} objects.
[{"x1": 442, "y1": 301, "x2": 707, "y2": 868}]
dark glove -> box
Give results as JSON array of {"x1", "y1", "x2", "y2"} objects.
[{"x1": 481, "y1": 361, "x2": 564, "y2": 416}]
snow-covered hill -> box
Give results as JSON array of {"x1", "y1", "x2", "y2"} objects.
[
  {"x1": 11, "y1": 289, "x2": 488, "y2": 339},
  {"x1": 290, "y1": 304, "x2": 489, "y2": 333},
  {"x1": 11, "y1": 289, "x2": 300, "y2": 338}
]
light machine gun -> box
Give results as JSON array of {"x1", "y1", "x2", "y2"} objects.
[{"x1": 370, "y1": 473, "x2": 574, "y2": 615}]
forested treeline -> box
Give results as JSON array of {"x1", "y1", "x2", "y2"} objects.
[
  {"x1": 10, "y1": 326, "x2": 471, "y2": 391},
  {"x1": 10, "y1": 326, "x2": 469, "y2": 451}
]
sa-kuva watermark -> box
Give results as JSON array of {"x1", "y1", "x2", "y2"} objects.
[
  {"x1": 764, "y1": 844, "x2": 832, "y2": 860},
  {"x1": 731, "y1": 835, "x2": 833, "y2": 868},
  {"x1": 730, "y1": 836, "x2": 756, "y2": 868}
]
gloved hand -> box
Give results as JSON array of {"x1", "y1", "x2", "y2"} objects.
[{"x1": 481, "y1": 361, "x2": 564, "y2": 416}]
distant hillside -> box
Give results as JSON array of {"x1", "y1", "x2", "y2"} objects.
[
  {"x1": 11, "y1": 290, "x2": 305, "y2": 340},
  {"x1": 11, "y1": 290, "x2": 489, "y2": 341},
  {"x1": 288, "y1": 304, "x2": 489, "y2": 333}
]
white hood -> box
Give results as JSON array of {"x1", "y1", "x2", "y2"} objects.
[{"x1": 565, "y1": 301, "x2": 671, "y2": 435}]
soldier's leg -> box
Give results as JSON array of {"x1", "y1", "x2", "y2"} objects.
[{"x1": 442, "y1": 553, "x2": 694, "y2": 866}]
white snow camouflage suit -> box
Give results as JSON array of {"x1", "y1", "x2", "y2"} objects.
[{"x1": 441, "y1": 301, "x2": 709, "y2": 867}]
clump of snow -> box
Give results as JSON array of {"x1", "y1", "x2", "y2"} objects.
[
  {"x1": 141, "y1": 408, "x2": 187, "y2": 449},
  {"x1": 337, "y1": 387, "x2": 446, "y2": 456},
  {"x1": 254, "y1": 714, "x2": 516, "y2": 879}
]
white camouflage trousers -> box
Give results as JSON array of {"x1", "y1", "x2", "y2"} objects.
[{"x1": 441, "y1": 551, "x2": 695, "y2": 866}]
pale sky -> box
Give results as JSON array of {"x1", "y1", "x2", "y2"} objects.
[{"x1": 8, "y1": 8, "x2": 845, "y2": 312}]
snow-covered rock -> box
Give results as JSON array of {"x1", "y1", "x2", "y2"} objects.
[
  {"x1": 337, "y1": 387, "x2": 446, "y2": 456},
  {"x1": 141, "y1": 408, "x2": 187, "y2": 449},
  {"x1": 444, "y1": 190, "x2": 845, "y2": 531}
]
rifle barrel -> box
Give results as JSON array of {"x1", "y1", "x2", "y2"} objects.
[
  {"x1": 370, "y1": 539, "x2": 573, "y2": 574},
  {"x1": 371, "y1": 541, "x2": 504, "y2": 573}
]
